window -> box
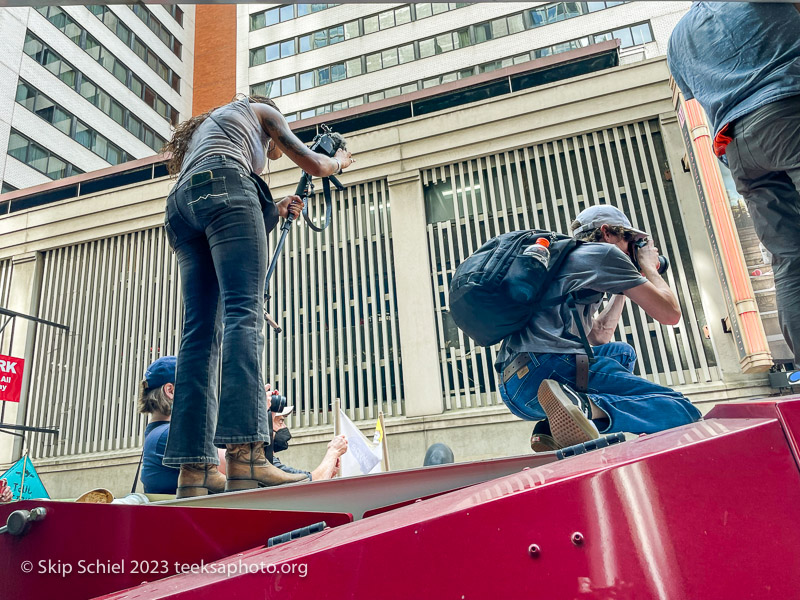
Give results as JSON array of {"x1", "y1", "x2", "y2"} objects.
[
  {"x1": 474, "y1": 23, "x2": 491, "y2": 43},
  {"x1": 612, "y1": 26, "x2": 634, "y2": 48},
  {"x1": 329, "y1": 25, "x2": 344, "y2": 44},
  {"x1": 508, "y1": 14, "x2": 525, "y2": 34},
  {"x1": 379, "y1": 10, "x2": 394, "y2": 29},
  {"x1": 419, "y1": 38, "x2": 436, "y2": 59},
  {"x1": 631, "y1": 23, "x2": 653, "y2": 45},
  {"x1": 280, "y1": 5, "x2": 293, "y2": 21},
  {"x1": 346, "y1": 58, "x2": 363, "y2": 77},
  {"x1": 281, "y1": 76, "x2": 296, "y2": 95},
  {"x1": 250, "y1": 12, "x2": 265, "y2": 30},
  {"x1": 395, "y1": 6, "x2": 411, "y2": 25},
  {"x1": 7, "y1": 130, "x2": 80, "y2": 180},
  {"x1": 7, "y1": 133, "x2": 27, "y2": 162},
  {"x1": 381, "y1": 48, "x2": 397, "y2": 68},
  {"x1": 344, "y1": 20, "x2": 359, "y2": 39},
  {"x1": 52, "y1": 107, "x2": 72, "y2": 135},
  {"x1": 366, "y1": 53, "x2": 381, "y2": 73},
  {"x1": 416, "y1": 4, "x2": 433, "y2": 19},
  {"x1": 280, "y1": 39, "x2": 295, "y2": 57},
  {"x1": 398, "y1": 44, "x2": 414, "y2": 64},
  {"x1": 300, "y1": 71, "x2": 314, "y2": 90},
  {"x1": 331, "y1": 63, "x2": 346, "y2": 82},
  {"x1": 15, "y1": 83, "x2": 36, "y2": 111},
  {"x1": 317, "y1": 66, "x2": 331, "y2": 86},
  {"x1": 363, "y1": 15, "x2": 379, "y2": 34}
]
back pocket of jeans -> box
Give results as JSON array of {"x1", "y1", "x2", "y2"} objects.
[{"x1": 186, "y1": 177, "x2": 229, "y2": 221}]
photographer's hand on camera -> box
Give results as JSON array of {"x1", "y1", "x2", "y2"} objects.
[
  {"x1": 332, "y1": 148, "x2": 354, "y2": 175},
  {"x1": 635, "y1": 239, "x2": 662, "y2": 277}
]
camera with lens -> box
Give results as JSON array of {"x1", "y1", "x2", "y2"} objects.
[
  {"x1": 630, "y1": 238, "x2": 669, "y2": 275},
  {"x1": 310, "y1": 123, "x2": 346, "y2": 158},
  {"x1": 269, "y1": 394, "x2": 288, "y2": 414}
]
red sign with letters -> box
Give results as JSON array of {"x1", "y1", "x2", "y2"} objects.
[{"x1": 0, "y1": 354, "x2": 24, "y2": 402}]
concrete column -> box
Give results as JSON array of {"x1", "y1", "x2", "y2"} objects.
[
  {"x1": 388, "y1": 171, "x2": 444, "y2": 417},
  {"x1": 0, "y1": 252, "x2": 44, "y2": 464}
]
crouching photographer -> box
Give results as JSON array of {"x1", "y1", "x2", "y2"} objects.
[
  {"x1": 160, "y1": 94, "x2": 353, "y2": 497},
  {"x1": 495, "y1": 205, "x2": 701, "y2": 452}
]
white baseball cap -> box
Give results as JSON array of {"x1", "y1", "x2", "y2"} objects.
[{"x1": 572, "y1": 205, "x2": 648, "y2": 239}]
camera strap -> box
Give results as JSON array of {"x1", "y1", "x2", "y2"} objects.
[
  {"x1": 300, "y1": 175, "x2": 334, "y2": 232},
  {"x1": 567, "y1": 292, "x2": 597, "y2": 393}
]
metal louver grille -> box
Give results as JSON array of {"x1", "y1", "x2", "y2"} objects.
[{"x1": 424, "y1": 119, "x2": 720, "y2": 411}]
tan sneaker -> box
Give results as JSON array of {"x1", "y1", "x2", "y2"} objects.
[
  {"x1": 225, "y1": 442, "x2": 308, "y2": 491},
  {"x1": 537, "y1": 380, "x2": 600, "y2": 448},
  {"x1": 176, "y1": 463, "x2": 226, "y2": 499}
]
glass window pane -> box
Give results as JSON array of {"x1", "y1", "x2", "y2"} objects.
[
  {"x1": 366, "y1": 53, "x2": 381, "y2": 72},
  {"x1": 34, "y1": 94, "x2": 55, "y2": 121},
  {"x1": 594, "y1": 32, "x2": 613, "y2": 44},
  {"x1": 401, "y1": 83, "x2": 418, "y2": 94},
  {"x1": 125, "y1": 115, "x2": 142, "y2": 138},
  {"x1": 300, "y1": 71, "x2": 314, "y2": 90},
  {"x1": 435, "y1": 33, "x2": 454, "y2": 53},
  {"x1": 299, "y1": 35, "x2": 312, "y2": 52},
  {"x1": 281, "y1": 76, "x2": 296, "y2": 95},
  {"x1": 416, "y1": 4, "x2": 432, "y2": 19},
  {"x1": 631, "y1": 23, "x2": 652, "y2": 45},
  {"x1": 349, "y1": 96, "x2": 364, "y2": 107},
  {"x1": 385, "y1": 86, "x2": 400, "y2": 98},
  {"x1": 110, "y1": 100, "x2": 124, "y2": 125},
  {"x1": 15, "y1": 83, "x2": 36, "y2": 111},
  {"x1": 75, "y1": 122, "x2": 92, "y2": 148},
  {"x1": 23, "y1": 35, "x2": 43, "y2": 60},
  {"x1": 346, "y1": 57, "x2": 362, "y2": 77},
  {"x1": 344, "y1": 20, "x2": 359, "y2": 39},
  {"x1": 8, "y1": 134, "x2": 27, "y2": 162},
  {"x1": 379, "y1": 10, "x2": 394, "y2": 29},
  {"x1": 331, "y1": 63, "x2": 346, "y2": 82},
  {"x1": 297, "y1": 4, "x2": 311, "y2": 17},
  {"x1": 454, "y1": 27, "x2": 470, "y2": 49},
  {"x1": 432, "y1": 3, "x2": 448, "y2": 15},
  {"x1": 46, "y1": 154, "x2": 67, "y2": 179},
  {"x1": 613, "y1": 27, "x2": 634, "y2": 48},
  {"x1": 419, "y1": 38, "x2": 435, "y2": 58},
  {"x1": 475, "y1": 23, "x2": 491, "y2": 43},
  {"x1": 251, "y1": 47, "x2": 265, "y2": 66},
  {"x1": 587, "y1": 2, "x2": 605, "y2": 12},
  {"x1": 381, "y1": 48, "x2": 398, "y2": 68},
  {"x1": 65, "y1": 21, "x2": 82, "y2": 45},
  {"x1": 98, "y1": 89, "x2": 112, "y2": 113},
  {"x1": 285, "y1": 113, "x2": 297, "y2": 123},
  {"x1": 107, "y1": 144, "x2": 122, "y2": 165},
  {"x1": 113, "y1": 60, "x2": 127, "y2": 84},
  {"x1": 317, "y1": 66, "x2": 330, "y2": 85},
  {"x1": 422, "y1": 77, "x2": 439, "y2": 89},
  {"x1": 280, "y1": 5, "x2": 293, "y2": 21},
  {"x1": 130, "y1": 76, "x2": 143, "y2": 98},
  {"x1": 313, "y1": 30, "x2": 327, "y2": 49},
  {"x1": 92, "y1": 134, "x2": 107, "y2": 158},
  {"x1": 265, "y1": 8, "x2": 279, "y2": 26},
  {"x1": 59, "y1": 63, "x2": 76, "y2": 87},
  {"x1": 491, "y1": 18, "x2": 509, "y2": 38},
  {"x1": 368, "y1": 91, "x2": 384, "y2": 103},
  {"x1": 398, "y1": 44, "x2": 414, "y2": 64},
  {"x1": 395, "y1": 6, "x2": 411, "y2": 25},
  {"x1": 508, "y1": 14, "x2": 525, "y2": 34},
  {"x1": 329, "y1": 25, "x2": 344, "y2": 44},
  {"x1": 312, "y1": 3, "x2": 327, "y2": 12},
  {"x1": 117, "y1": 23, "x2": 131, "y2": 46},
  {"x1": 79, "y1": 79, "x2": 97, "y2": 104},
  {"x1": 363, "y1": 15, "x2": 379, "y2": 34},
  {"x1": 266, "y1": 44, "x2": 280, "y2": 62},
  {"x1": 301, "y1": 109, "x2": 315, "y2": 119},
  {"x1": 133, "y1": 38, "x2": 147, "y2": 62},
  {"x1": 42, "y1": 51, "x2": 61, "y2": 75},
  {"x1": 250, "y1": 12, "x2": 266, "y2": 30},
  {"x1": 530, "y1": 7, "x2": 546, "y2": 27},
  {"x1": 280, "y1": 40, "x2": 295, "y2": 57},
  {"x1": 441, "y1": 72, "x2": 457, "y2": 84},
  {"x1": 28, "y1": 144, "x2": 48, "y2": 174},
  {"x1": 52, "y1": 107, "x2": 72, "y2": 135}
]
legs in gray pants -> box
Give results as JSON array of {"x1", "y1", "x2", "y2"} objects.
[{"x1": 725, "y1": 95, "x2": 800, "y2": 364}]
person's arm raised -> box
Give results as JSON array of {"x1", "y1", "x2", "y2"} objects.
[
  {"x1": 251, "y1": 103, "x2": 352, "y2": 177},
  {"x1": 623, "y1": 240, "x2": 680, "y2": 325}
]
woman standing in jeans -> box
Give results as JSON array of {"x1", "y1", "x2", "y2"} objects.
[{"x1": 161, "y1": 95, "x2": 353, "y2": 498}]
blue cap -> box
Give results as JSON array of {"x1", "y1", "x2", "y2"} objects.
[{"x1": 144, "y1": 356, "x2": 176, "y2": 389}]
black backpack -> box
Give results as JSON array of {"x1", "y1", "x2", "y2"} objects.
[{"x1": 448, "y1": 230, "x2": 581, "y2": 347}]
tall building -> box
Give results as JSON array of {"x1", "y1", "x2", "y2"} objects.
[
  {"x1": 0, "y1": 4, "x2": 193, "y2": 194},
  {"x1": 240, "y1": 2, "x2": 692, "y2": 122}
]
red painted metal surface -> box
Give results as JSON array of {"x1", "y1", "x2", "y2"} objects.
[
  {"x1": 0, "y1": 502, "x2": 351, "y2": 600},
  {"x1": 94, "y1": 403, "x2": 800, "y2": 599}
]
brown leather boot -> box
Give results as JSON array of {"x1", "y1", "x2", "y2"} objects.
[
  {"x1": 225, "y1": 442, "x2": 308, "y2": 491},
  {"x1": 176, "y1": 463, "x2": 227, "y2": 499}
]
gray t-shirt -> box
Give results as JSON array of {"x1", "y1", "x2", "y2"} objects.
[
  {"x1": 179, "y1": 98, "x2": 269, "y2": 184},
  {"x1": 495, "y1": 243, "x2": 647, "y2": 368}
]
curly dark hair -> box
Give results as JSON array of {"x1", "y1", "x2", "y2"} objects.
[
  {"x1": 161, "y1": 94, "x2": 280, "y2": 176},
  {"x1": 570, "y1": 221, "x2": 639, "y2": 243}
]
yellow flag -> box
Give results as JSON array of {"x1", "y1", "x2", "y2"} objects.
[{"x1": 373, "y1": 417, "x2": 383, "y2": 445}]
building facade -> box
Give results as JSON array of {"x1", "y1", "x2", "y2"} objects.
[
  {"x1": 0, "y1": 4, "x2": 193, "y2": 195},
  {"x1": 0, "y1": 51, "x2": 777, "y2": 498}
]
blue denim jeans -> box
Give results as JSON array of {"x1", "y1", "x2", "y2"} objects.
[
  {"x1": 163, "y1": 156, "x2": 272, "y2": 465},
  {"x1": 499, "y1": 342, "x2": 701, "y2": 434}
]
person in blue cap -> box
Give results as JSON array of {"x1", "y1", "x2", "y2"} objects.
[{"x1": 137, "y1": 356, "x2": 185, "y2": 494}]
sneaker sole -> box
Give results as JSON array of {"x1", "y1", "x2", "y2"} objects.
[{"x1": 538, "y1": 380, "x2": 599, "y2": 448}]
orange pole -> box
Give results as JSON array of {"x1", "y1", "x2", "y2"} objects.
[{"x1": 682, "y1": 97, "x2": 770, "y2": 362}]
